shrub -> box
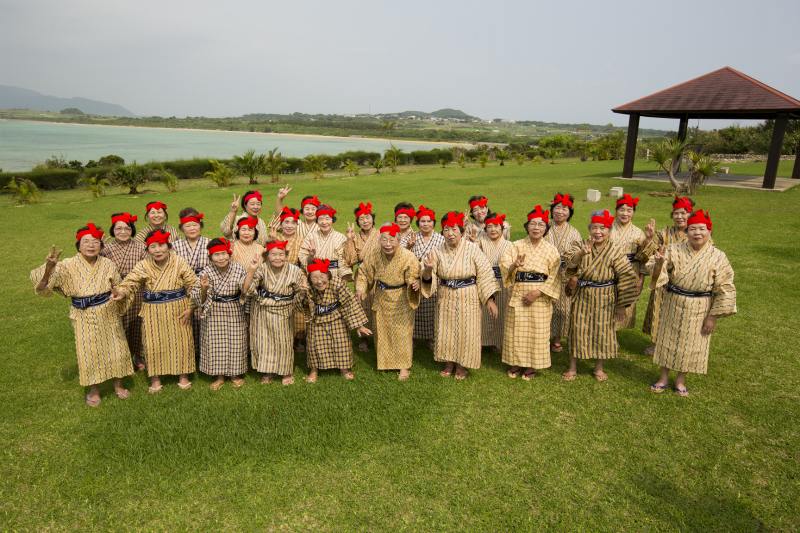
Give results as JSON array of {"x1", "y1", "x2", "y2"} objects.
[
  {"x1": 78, "y1": 174, "x2": 111, "y2": 198},
  {"x1": 110, "y1": 161, "x2": 150, "y2": 194},
  {"x1": 205, "y1": 159, "x2": 237, "y2": 187},
  {"x1": 3, "y1": 177, "x2": 43, "y2": 204},
  {"x1": 0, "y1": 169, "x2": 81, "y2": 190},
  {"x1": 155, "y1": 165, "x2": 179, "y2": 192},
  {"x1": 151, "y1": 158, "x2": 214, "y2": 179}
]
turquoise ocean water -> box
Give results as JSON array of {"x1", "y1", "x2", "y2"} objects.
[{"x1": 0, "y1": 120, "x2": 454, "y2": 172}]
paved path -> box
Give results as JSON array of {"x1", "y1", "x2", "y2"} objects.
[{"x1": 615, "y1": 171, "x2": 798, "y2": 193}]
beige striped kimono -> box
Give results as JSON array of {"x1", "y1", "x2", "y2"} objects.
[
  {"x1": 565, "y1": 240, "x2": 638, "y2": 360},
  {"x1": 477, "y1": 233, "x2": 512, "y2": 347},
  {"x1": 117, "y1": 254, "x2": 198, "y2": 376},
  {"x1": 173, "y1": 237, "x2": 211, "y2": 357},
  {"x1": 220, "y1": 212, "x2": 269, "y2": 247},
  {"x1": 355, "y1": 247, "x2": 421, "y2": 370},
  {"x1": 499, "y1": 238, "x2": 561, "y2": 369},
  {"x1": 344, "y1": 228, "x2": 380, "y2": 334},
  {"x1": 246, "y1": 262, "x2": 306, "y2": 375},
  {"x1": 31, "y1": 255, "x2": 133, "y2": 386},
  {"x1": 406, "y1": 231, "x2": 446, "y2": 340},
  {"x1": 545, "y1": 222, "x2": 582, "y2": 338},
  {"x1": 298, "y1": 227, "x2": 352, "y2": 279},
  {"x1": 231, "y1": 241, "x2": 265, "y2": 271},
  {"x1": 132, "y1": 224, "x2": 179, "y2": 245},
  {"x1": 421, "y1": 238, "x2": 499, "y2": 369},
  {"x1": 649, "y1": 242, "x2": 736, "y2": 374},
  {"x1": 611, "y1": 220, "x2": 656, "y2": 330},
  {"x1": 190, "y1": 262, "x2": 248, "y2": 376},
  {"x1": 465, "y1": 219, "x2": 511, "y2": 241},
  {"x1": 266, "y1": 215, "x2": 307, "y2": 339},
  {"x1": 101, "y1": 240, "x2": 147, "y2": 359}
]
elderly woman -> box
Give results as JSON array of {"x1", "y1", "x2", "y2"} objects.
[
  {"x1": 610, "y1": 195, "x2": 656, "y2": 332},
  {"x1": 271, "y1": 186, "x2": 320, "y2": 244},
  {"x1": 173, "y1": 208, "x2": 210, "y2": 358},
  {"x1": 111, "y1": 230, "x2": 198, "y2": 393},
  {"x1": 244, "y1": 240, "x2": 307, "y2": 385},
  {"x1": 293, "y1": 259, "x2": 371, "y2": 382},
  {"x1": 32, "y1": 224, "x2": 134, "y2": 406},
  {"x1": 355, "y1": 223, "x2": 422, "y2": 380},
  {"x1": 230, "y1": 217, "x2": 265, "y2": 270},
  {"x1": 562, "y1": 210, "x2": 638, "y2": 381},
  {"x1": 421, "y1": 212, "x2": 499, "y2": 379},
  {"x1": 642, "y1": 196, "x2": 703, "y2": 355},
  {"x1": 344, "y1": 202, "x2": 380, "y2": 352},
  {"x1": 220, "y1": 190, "x2": 269, "y2": 247},
  {"x1": 394, "y1": 202, "x2": 417, "y2": 245},
  {"x1": 403, "y1": 205, "x2": 445, "y2": 350},
  {"x1": 133, "y1": 201, "x2": 178, "y2": 245},
  {"x1": 189, "y1": 238, "x2": 248, "y2": 390},
  {"x1": 267, "y1": 205, "x2": 307, "y2": 352},
  {"x1": 298, "y1": 205, "x2": 353, "y2": 281},
  {"x1": 465, "y1": 195, "x2": 511, "y2": 241},
  {"x1": 545, "y1": 193, "x2": 582, "y2": 353},
  {"x1": 499, "y1": 207, "x2": 562, "y2": 380},
  {"x1": 101, "y1": 212, "x2": 148, "y2": 370},
  {"x1": 476, "y1": 212, "x2": 512, "y2": 353},
  {"x1": 647, "y1": 210, "x2": 736, "y2": 396}
]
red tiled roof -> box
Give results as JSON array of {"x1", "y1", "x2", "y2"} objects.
[{"x1": 613, "y1": 67, "x2": 800, "y2": 116}]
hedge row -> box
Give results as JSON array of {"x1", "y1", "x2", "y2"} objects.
[{"x1": 0, "y1": 169, "x2": 81, "y2": 190}]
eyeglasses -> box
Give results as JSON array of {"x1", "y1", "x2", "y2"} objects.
[{"x1": 115, "y1": 227, "x2": 132, "y2": 233}]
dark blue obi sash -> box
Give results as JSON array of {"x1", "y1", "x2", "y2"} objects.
[
  {"x1": 666, "y1": 284, "x2": 712, "y2": 298},
  {"x1": 258, "y1": 288, "x2": 294, "y2": 302},
  {"x1": 143, "y1": 288, "x2": 188, "y2": 303},
  {"x1": 315, "y1": 301, "x2": 341, "y2": 316},
  {"x1": 515, "y1": 272, "x2": 547, "y2": 283},
  {"x1": 71, "y1": 292, "x2": 111, "y2": 310},
  {"x1": 377, "y1": 280, "x2": 406, "y2": 290},
  {"x1": 211, "y1": 291, "x2": 241, "y2": 303},
  {"x1": 491, "y1": 266, "x2": 502, "y2": 279},
  {"x1": 441, "y1": 276, "x2": 477, "y2": 289},
  {"x1": 576, "y1": 279, "x2": 617, "y2": 289}
]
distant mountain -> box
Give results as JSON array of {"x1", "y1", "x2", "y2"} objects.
[
  {"x1": 395, "y1": 108, "x2": 477, "y2": 120},
  {"x1": 0, "y1": 85, "x2": 137, "y2": 117}
]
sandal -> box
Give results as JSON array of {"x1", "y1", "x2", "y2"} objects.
[
  {"x1": 178, "y1": 381, "x2": 192, "y2": 390},
  {"x1": 644, "y1": 345, "x2": 655, "y2": 355},
  {"x1": 261, "y1": 375, "x2": 274, "y2": 384},
  {"x1": 551, "y1": 343, "x2": 563, "y2": 353},
  {"x1": 650, "y1": 383, "x2": 668, "y2": 393},
  {"x1": 281, "y1": 375, "x2": 294, "y2": 386},
  {"x1": 506, "y1": 366, "x2": 521, "y2": 379},
  {"x1": 398, "y1": 371, "x2": 411, "y2": 381},
  {"x1": 147, "y1": 385, "x2": 163, "y2": 394},
  {"x1": 133, "y1": 356, "x2": 147, "y2": 371},
  {"x1": 439, "y1": 369, "x2": 453, "y2": 378},
  {"x1": 561, "y1": 371, "x2": 577, "y2": 381},
  {"x1": 426, "y1": 340, "x2": 435, "y2": 350},
  {"x1": 341, "y1": 371, "x2": 355, "y2": 380},
  {"x1": 210, "y1": 380, "x2": 225, "y2": 391},
  {"x1": 454, "y1": 370, "x2": 468, "y2": 380},
  {"x1": 304, "y1": 375, "x2": 317, "y2": 384},
  {"x1": 231, "y1": 378, "x2": 245, "y2": 388},
  {"x1": 521, "y1": 369, "x2": 536, "y2": 381},
  {"x1": 85, "y1": 395, "x2": 101, "y2": 407},
  {"x1": 673, "y1": 386, "x2": 690, "y2": 396},
  {"x1": 115, "y1": 389, "x2": 131, "y2": 399},
  {"x1": 593, "y1": 372, "x2": 609, "y2": 381}
]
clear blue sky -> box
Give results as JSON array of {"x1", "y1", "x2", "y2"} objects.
[{"x1": 1, "y1": 0, "x2": 798, "y2": 130}]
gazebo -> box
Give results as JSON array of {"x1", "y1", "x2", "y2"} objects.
[{"x1": 612, "y1": 67, "x2": 800, "y2": 189}]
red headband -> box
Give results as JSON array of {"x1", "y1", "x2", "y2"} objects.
[
  {"x1": 280, "y1": 207, "x2": 299, "y2": 221},
  {"x1": 416, "y1": 205, "x2": 435, "y2": 220},
  {"x1": 307, "y1": 259, "x2": 330, "y2": 274},
  {"x1": 469, "y1": 197, "x2": 488, "y2": 209},
  {"x1": 616, "y1": 194, "x2": 639, "y2": 208},
  {"x1": 111, "y1": 213, "x2": 137, "y2": 226},
  {"x1": 237, "y1": 217, "x2": 258, "y2": 228},
  {"x1": 208, "y1": 238, "x2": 232, "y2": 255},
  {"x1": 591, "y1": 210, "x2": 615, "y2": 228},
  {"x1": 442, "y1": 212, "x2": 465, "y2": 228},
  {"x1": 146, "y1": 202, "x2": 167, "y2": 213},
  {"x1": 243, "y1": 191, "x2": 262, "y2": 204},
  {"x1": 484, "y1": 213, "x2": 507, "y2": 227},
  {"x1": 553, "y1": 194, "x2": 573, "y2": 208},
  {"x1": 687, "y1": 209, "x2": 712, "y2": 230},
  {"x1": 146, "y1": 230, "x2": 171, "y2": 246},
  {"x1": 355, "y1": 202, "x2": 372, "y2": 219},
  {"x1": 395, "y1": 208, "x2": 416, "y2": 219},
  {"x1": 380, "y1": 223, "x2": 401, "y2": 237},
  {"x1": 77, "y1": 223, "x2": 104, "y2": 242},
  {"x1": 180, "y1": 213, "x2": 204, "y2": 225},
  {"x1": 526, "y1": 206, "x2": 550, "y2": 224},
  {"x1": 673, "y1": 196, "x2": 694, "y2": 212},
  {"x1": 301, "y1": 196, "x2": 321, "y2": 208},
  {"x1": 316, "y1": 206, "x2": 337, "y2": 218},
  {"x1": 266, "y1": 240, "x2": 289, "y2": 251}
]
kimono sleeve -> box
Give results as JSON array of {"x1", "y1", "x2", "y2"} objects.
[
  {"x1": 420, "y1": 250, "x2": 439, "y2": 299},
  {"x1": 499, "y1": 244, "x2": 518, "y2": 289},
  {"x1": 402, "y1": 251, "x2": 422, "y2": 309},
  {"x1": 646, "y1": 246, "x2": 675, "y2": 291},
  {"x1": 564, "y1": 240, "x2": 586, "y2": 278},
  {"x1": 473, "y1": 247, "x2": 500, "y2": 305},
  {"x1": 338, "y1": 282, "x2": 368, "y2": 330},
  {"x1": 188, "y1": 267, "x2": 205, "y2": 308},
  {"x1": 244, "y1": 265, "x2": 265, "y2": 299},
  {"x1": 709, "y1": 251, "x2": 737, "y2": 318},
  {"x1": 292, "y1": 291, "x2": 312, "y2": 322},
  {"x1": 354, "y1": 250, "x2": 375, "y2": 295},
  {"x1": 178, "y1": 258, "x2": 200, "y2": 308},
  {"x1": 31, "y1": 262, "x2": 67, "y2": 298},
  {"x1": 612, "y1": 252, "x2": 638, "y2": 308},
  {"x1": 538, "y1": 248, "x2": 562, "y2": 301},
  {"x1": 343, "y1": 237, "x2": 359, "y2": 267},
  {"x1": 334, "y1": 240, "x2": 353, "y2": 279},
  {"x1": 220, "y1": 212, "x2": 236, "y2": 239},
  {"x1": 117, "y1": 260, "x2": 148, "y2": 301}
]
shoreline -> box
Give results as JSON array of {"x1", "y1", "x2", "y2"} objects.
[{"x1": 1, "y1": 118, "x2": 473, "y2": 147}]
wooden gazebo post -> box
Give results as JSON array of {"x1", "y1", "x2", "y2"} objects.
[
  {"x1": 762, "y1": 113, "x2": 788, "y2": 189},
  {"x1": 621, "y1": 113, "x2": 639, "y2": 179}
]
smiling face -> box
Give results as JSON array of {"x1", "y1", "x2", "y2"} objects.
[
  {"x1": 147, "y1": 241, "x2": 170, "y2": 262},
  {"x1": 238, "y1": 225, "x2": 255, "y2": 243},
  {"x1": 485, "y1": 223, "x2": 503, "y2": 240},
  {"x1": 302, "y1": 204, "x2": 317, "y2": 221},
  {"x1": 147, "y1": 208, "x2": 166, "y2": 226},
  {"x1": 589, "y1": 223, "x2": 610, "y2": 244},
  {"x1": 472, "y1": 205, "x2": 488, "y2": 223},
  {"x1": 418, "y1": 216, "x2": 434, "y2": 235},
  {"x1": 113, "y1": 222, "x2": 132, "y2": 243},
  {"x1": 245, "y1": 198, "x2": 262, "y2": 217},
  {"x1": 78, "y1": 235, "x2": 102, "y2": 259},
  {"x1": 552, "y1": 203, "x2": 570, "y2": 223},
  {"x1": 379, "y1": 232, "x2": 398, "y2": 255},
  {"x1": 211, "y1": 250, "x2": 230, "y2": 269},
  {"x1": 181, "y1": 220, "x2": 201, "y2": 240},
  {"x1": 672, "y1": 208, "x2": 691, "y2": 229},
  {"x1": 280, "y1": 218, "x2": 297, "y2": 237},
  {"x1": 442, "y1": 225, "x2": 462, "y2": 246},
  {"x1": 267, "y1": 247, "x2": 286, "y2": 268},
  {"x1": 317, "y1": 214, "x2": 332, "y2": 233},
  {"x1": 526, "y1": 218, "x2": 547, "y2": 240},
  {"x1": 395, "y1": 214, "x2": 411, "y2": 231},
  {"x1": 309, "y1": 271, "x2": 329, "y2": 291},
  {"x1": 357, "y1": 214, "x2": 373, "y2": 232},
  {"x1": 615, "y1": 204, "x2": 634, "y2": 225},
  {"x1": 687, "y1": 223, "x2": 711, "y2": 248}
]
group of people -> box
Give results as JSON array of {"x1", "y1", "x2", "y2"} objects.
[{"x1": 31, "y1": 187, "x2": 737, "y2": 407}]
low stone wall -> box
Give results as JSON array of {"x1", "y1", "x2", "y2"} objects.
[{"x1": 710, "y1": 154, "x2": 795, "y2": 163}]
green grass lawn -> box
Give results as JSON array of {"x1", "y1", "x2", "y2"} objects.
[{"x1": 1, "y1": 158, "x2": 798, "y2": 532}]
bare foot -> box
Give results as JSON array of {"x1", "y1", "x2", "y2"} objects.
[
  {"x1": 261, "y1": 373, "x2": 275, "y2": 384},
  {"x1": 398, "y1": 369, "x2": 411, "y2": 381},
  {"x1": 304, "y1": 370, "x2": 318, "y2": 384},
  {"x1": 210, "y1": 378, "x2": 226, "y2": 390},
  {"x1": 281, "y1": 375, "x2": 294, "y2": 386},
  {"x1": 340, "y1": 369, "x2": 355, "y2": 380},
  {"x1": 440, "y1": 363, "x2": 454, "y2": 377}
]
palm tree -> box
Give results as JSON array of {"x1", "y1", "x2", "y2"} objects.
[
  {"x1": 204, "y1": 159, "x2": 236, "y2": 187},
  {"x1": 647, "y1": 138, "x2": 690, "y2": 191},
  {"x1": 341, "y1": 159, "x2": 360, "y2": 177},
  {"x1": 4, "y1": 177, "x2": 42, "y2": 204},
  {"x1": 231, "y1": 149, "x2": 267, "y2": 185},
  {"x1": 110, "y1": 161, "x2": 149, "y2": 194},
  {"x1": 384, "y1": 145, "x2": 404, "y2": 173},
  {"x1": 684, "y1": 155, "x2": 721, "y2": 194},
  {"x1": 458, "y1": 154, "x2": 468, "y2": 168},
  {"x1": 266, "y1": 147, "x2": 288, "y2": 183},
  {"x1": 368, "y1": 157, "x2": 384, "y2": 174},
  {"x1": 380, "y1": 121, "x2": 397, "y2": 146},
  {"x1": 302, "y1": 154, "x2": 328, "y2": 179},
  {"x1": 155, "y1": 164, "x2": 179, "y2": 192},
  {"x1": 475, "y1": 153, "x2": 489, "y2": 168},
  {"x1": 79, "y1": 174, "x2": 111, "y2": 198},
  {"x1": 514, "y1": 153, "x2": 525, "y2": 166},
  {"x1": 495, "y1": 150, "x2": 509, "y2": 166},
  {"x1": 439, "y1": 159, "x2": 449, "y2": 168},
  {"x1": 547, "y1": 149, "x2": 560, "y2": 165}
]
